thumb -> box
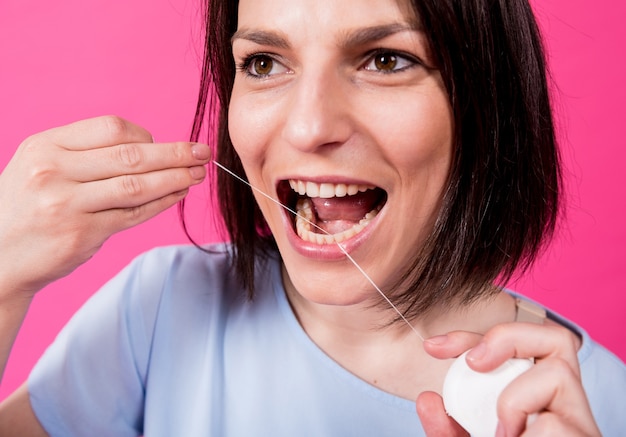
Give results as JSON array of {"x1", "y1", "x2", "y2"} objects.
[{"x1": 416, "y1": 391, "x2": 469, "y2": 437}]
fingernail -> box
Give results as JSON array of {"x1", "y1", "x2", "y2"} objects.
[
  {"x1": 191, "y1": 143, "x2": 210, "y2": 160},
  {"x1": 425, "y1": 334, "x2": 448, "y2": 345},
  {"x1": 466, "y1": 341, "x2": 488, "y2": 362}
]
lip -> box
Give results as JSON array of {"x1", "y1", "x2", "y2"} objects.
[{"x1": 278, "y1": 176, "x2": 386, "y2": 260}]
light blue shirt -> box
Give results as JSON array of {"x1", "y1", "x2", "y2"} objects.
[{"x1": 29, "y1": 244, "x2": 626, "y2": 436}]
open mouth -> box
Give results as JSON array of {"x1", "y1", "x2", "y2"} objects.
[{"x1": 278, "y1": 180, "x2": 387, "y2": 245}]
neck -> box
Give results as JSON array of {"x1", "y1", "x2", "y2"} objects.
[{"x1": 281, "y1": 265, "x2": 517, "y2": 399}]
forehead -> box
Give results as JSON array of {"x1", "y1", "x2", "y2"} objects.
[{"x1": 236, "y1": 0, "x2": 419, "y2": 35}]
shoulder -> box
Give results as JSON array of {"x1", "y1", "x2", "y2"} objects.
[
  {"x1": 49, "y1": 243, "x2": 275, "y2": 364},
  {"x1": 122, "y1": 243, "x2": 244, "y2": 303},
  {"x1": 123, "y1": 243, "x2": 283, "y2": 329},
  {"x1": 129, "y1": 242, "x2": 280, "y2": 297},
  {"x1": 509, "y1": 291, "x2": 625, "y2": 375},
  {"x1": 576, "y1": 334, "x2": 626, "y2": 434},
  {"x1": 129, "y1": 243, "x2": 234, "y2": 283},
  {"x1": 83, "y1": 244, "x2": 243, "y2": 324},
  {"x1": 509, "y1": 291, "x2": 626, "y2": 434}
]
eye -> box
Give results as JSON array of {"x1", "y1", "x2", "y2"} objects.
[
  {"x1": 362, "y1": 51, "x2": 417, "y2": 73},
  {"x1": 238, "y1": 54, "x2": 290, "y2": 78}
]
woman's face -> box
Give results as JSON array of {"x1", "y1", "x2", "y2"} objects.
[{"x1": 229, "y1": 0, "x2": 453, "y2": 306}]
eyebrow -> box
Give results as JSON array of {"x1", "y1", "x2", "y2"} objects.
[
  {"x1": 231, "y1": 29, "x2": 291, "y2": 49},
  {"x1": 339, "y1": 23, "x2": 421, "y2": 49},
  {"x1": 231, "y1": 22, "x2": 421, "y2": 50}
]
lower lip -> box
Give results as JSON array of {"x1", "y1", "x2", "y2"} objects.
[{"x1": 283, "y1": 208, "x2": 382, "y2": 260}]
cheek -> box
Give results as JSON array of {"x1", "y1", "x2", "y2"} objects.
[
  {"x1": 227, "y1": 94, "x2": 284, "y2": 223},
  {"x1": 227, "y1": 99, "x2": 256, "y2": 164},
  {"x1": 376, "y1": 92, "x2": 454, "y2": 240},
  {"x1": 227, "y1": 93, "x2": 278, "y2": 166},
  {"x1": 377, "y1": 92, "x2": 453, "y2": 176}
]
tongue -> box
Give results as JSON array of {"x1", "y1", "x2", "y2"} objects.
[{"x1": 310, "y1": 189, "x2": 380, "y2": 222}]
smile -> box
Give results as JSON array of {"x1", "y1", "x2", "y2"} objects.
[{"x1": 279, "y1": 179, "x2": 387, "y2": 245}]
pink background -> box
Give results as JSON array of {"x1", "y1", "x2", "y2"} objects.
[{"x1": 0, "y1": 0, "x2": 624, "y2": 401}]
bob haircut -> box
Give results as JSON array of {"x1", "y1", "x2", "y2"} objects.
[{"x1": 185, "y1": 0, "x2": 561, "y2": 318}]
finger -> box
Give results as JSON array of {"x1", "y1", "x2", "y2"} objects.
[
  {"x1": 498, "y1": 358, "x2": 599, "y2": 437},
  {"x1": 416, "y1": 391, "x2": 468, "y2": 436},
  {"x1": 423, "y1": 332, "x2": 483, "y2": 360},
  {"x1": 45, "y1": 115, "x2": 153, "y2": 151},
  {"x1": 465, "y1": 323, "x2": 580, "y2": 376},
  {"x1": 521, "y1": 411, "x2": 599, "y2": 437},
  {"x1": 95, "y1": 188, "x2": 190, "y2": 235},
  {"x1": 78, "y1": 165, "x2": 206, "y2": 212},
  {"x1": 65, "y1": 141, "x2": 211, "y2": 182}
]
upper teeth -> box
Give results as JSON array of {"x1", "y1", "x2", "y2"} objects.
[{"x1": 288, "y1": 180, "x2": 375, "y2": 198}]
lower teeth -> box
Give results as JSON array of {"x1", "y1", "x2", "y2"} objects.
[{"x1": 294, "y1": 198, "x2": 380, "y2": 245}]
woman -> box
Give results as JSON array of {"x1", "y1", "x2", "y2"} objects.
[{"x1": 0, "y1": 0, "x2": 622, "y2": 435}]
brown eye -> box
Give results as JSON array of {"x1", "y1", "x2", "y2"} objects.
[
  {"x1": 252, "y1": 56, "x2": 274, "y2": 76},
  {"x1": 241, "y1": 54, "x2": 290, "y2": 78},
  {"x1": 374, "y1": 53, "x2": 398, "y2": 71},
  {"x1": 363, "y1": 51, "x2": 416, "y2": 74}
]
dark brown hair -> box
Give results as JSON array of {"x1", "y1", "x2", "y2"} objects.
[{"x1": 185, "y1": 0, "x2": 561, "y2": 317}]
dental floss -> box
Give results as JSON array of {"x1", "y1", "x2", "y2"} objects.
[
  {"x1": 442, "y1": 351, "x2": 534, "y2": 437},
  {"x1": 211, "y1": 160, "x2": 424, "y2": 340},
  {"x1": 211, "y1": 160, "x2": 533, "y2": 437}
]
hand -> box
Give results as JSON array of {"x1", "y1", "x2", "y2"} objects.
[
  {"x1": 416, "y1": 390, "x2": 468, "y2": 436},
  {"x1": 417, "y1": 323, "x2": 601, "y2": 436},
  {"x1": 0, "y1": 116, "x2": 210, "y2": 297}
]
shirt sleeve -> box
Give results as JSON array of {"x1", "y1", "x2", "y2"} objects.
[
  {"x1": 28, "y1": 252, "x2": 163, "y2": 437},
  {"x1": 579, "y1": 339, "x2": 626, "y2": 436}
]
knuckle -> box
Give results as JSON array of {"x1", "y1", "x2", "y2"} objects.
[
  {"x1": 39, "y1": 192, "x2": 71, "y2": 217},
  {"x1": 540, "y1": 324, "x2": 579, "y2": 359},
  {"x1": 19, "y1": 135, "x2": 57, "y2": 162},
  {"x1": 171, "y1": 141, "x2": 188, "y2": 163},
  {"x1": 531, "y1": 413, "x2": 562, "y2": 435},
  {"x1": 552, "y1": 325, "x2": 579, "y2": 352},
  {"x1": 101, "y1": 115, "x2": 128, "y2": 140},
  {"x1": 64, "y1": 228, "x2": 89, "y2": 254},
  {"x1": 117, "y1": 143, "x2": 142, "y2": 169},
  {"x1": 27, "y1": 161, "x2": 57, "y2": 185},
  {"x1": 120, "y1": 174, "x2": 143, "y2": 197},
  {"x1": 543, "y1": 356, "x2": 576, "y2": 379},
  {"x1": 20, "y1": 135, "x2": 44, "y2": 154},
  {"x1": 496, "y1": 398, "x2": 528, "y2": 431},
  {"x1": 19, "y1": 137, "x2": 64, "y2": 186},
  {"x1": 122, "y1": 204, "x2": 145, "y2": 222},
  {"x1": 25, "y1": 153, "x2": 61, "y2": 188},
  {"x1": 497, "y1": 389, "x2": 519, "y2": 414},
  {"x1": 483, "y1": 323, "x2": 510, "y2": 344}
]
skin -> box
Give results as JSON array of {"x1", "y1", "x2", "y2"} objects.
[
  {"x1": 0, "y1": 0, "x2": 602, "y2": 435},
  {"x1": 0, "y1": 116, "x2": 210, "y2": 435},
  {"x1": 229, "y1": 0, "x2": 462, "y2": 401},
  {"x1": 230, "y1": 0, "x2": 453, "y2": 307},
  {"x1": 230, "y1": 0, "x2": 601, "y2": 435},
  {"x1": 421, "y1": 325, "x2": 599, "y2": 436}
]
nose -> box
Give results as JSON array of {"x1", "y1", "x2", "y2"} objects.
[{"x1": 280, "y1": 69, "x2": 352, "y2": 153}]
